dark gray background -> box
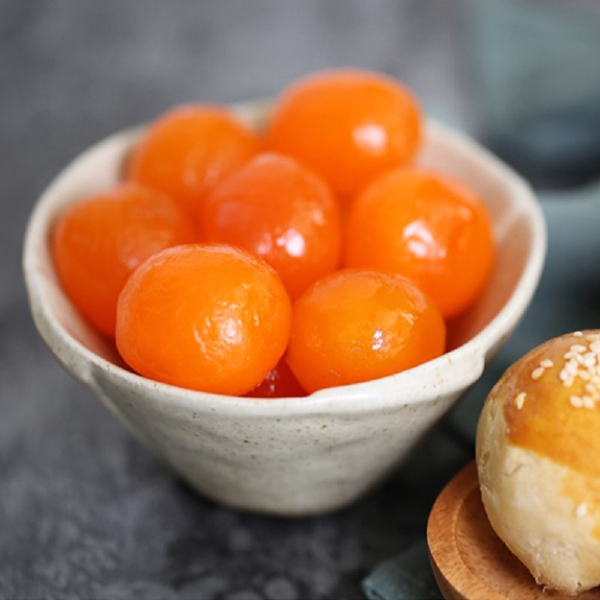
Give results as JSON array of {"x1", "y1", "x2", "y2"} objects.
[{"x1": 2, "y1": 2, "x2": 600, "y2": 599}]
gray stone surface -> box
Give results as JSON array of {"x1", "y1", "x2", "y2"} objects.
[{"x1": 1, "y1": 2, "x2": 599, "y2": 599}]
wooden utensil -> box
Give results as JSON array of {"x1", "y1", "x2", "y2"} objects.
[{"x1": 427, "y1": 462, "x2": 600, "y2": 600}]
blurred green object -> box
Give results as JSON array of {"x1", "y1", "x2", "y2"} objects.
[{"x1": 467, "y1": 0, "x2": 600, "y2": 189}]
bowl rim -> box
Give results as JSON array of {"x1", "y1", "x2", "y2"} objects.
[{"x1": 23, "y1": 109, "x2": 547, "y2": 416}]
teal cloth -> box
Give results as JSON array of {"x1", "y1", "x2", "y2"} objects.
[
  {"x1": 361, "y1": 185, "x2": 600, "y2": 600},
  {"x1": 362, "y1": 540, "x2": 442, "y2": 600}
]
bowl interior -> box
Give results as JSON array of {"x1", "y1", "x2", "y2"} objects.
[{"x1": 23, "y1": 106, "x2": 546, "y2": 404}]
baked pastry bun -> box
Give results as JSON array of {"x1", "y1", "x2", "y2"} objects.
[{"x1": 476, "y1": 330, "x2": 600, "y2": 595}]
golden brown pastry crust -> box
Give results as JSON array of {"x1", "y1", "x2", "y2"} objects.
[{"x1": 476, "y1": 330, "x2": 600, "y2": 594}]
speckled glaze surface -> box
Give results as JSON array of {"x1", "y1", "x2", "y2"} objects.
[{"x1": 23, "y1": 102, "x2": 546, "y2": 515}]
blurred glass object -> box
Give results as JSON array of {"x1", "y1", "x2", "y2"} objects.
[{"x1": 466, "y1": 0, "x2": 600, "y2": 189}]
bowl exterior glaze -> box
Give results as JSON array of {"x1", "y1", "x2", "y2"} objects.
[{"x1": 23, "y1": 104, "x2": 546, "y2": 515}]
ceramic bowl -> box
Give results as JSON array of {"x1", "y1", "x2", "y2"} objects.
[{"x1": 23, "y1": 102, "x2": 546, "y2": 516}]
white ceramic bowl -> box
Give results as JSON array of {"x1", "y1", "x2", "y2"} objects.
[{"x1": 23, "y1": 102, "x2": 546, "y2": 516}]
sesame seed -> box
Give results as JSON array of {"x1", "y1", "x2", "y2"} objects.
[
  {"x1": 560, "y1": 368, "x2": 575, "y2": 387},
  {"x1": 575, "y1": 503, "x2": 588, "y2": 517},
  {"x1": 582, "y1": 396, "x2": 596, "y2": 409},
  {"x1": 531, "y1": 367, "x2": 545, "y2": 380},
  {"x1": 566, "y1": 360, "x2": 579, "y2": 375},
  {"x1": 514, "y1": 392, "x2": 526, "y2": 410},
  {"x1": 540, "y1": 359, "x2": 554, "y2": 368},
  {"x1": 570, "y1": 395, "x2": 583, "y2": 407},
  {"x1": 572, "y1": 344, "x2": 588, "y2": 353},
  {"x1": 591, "y1": 341, "x2": 600, "y2": 354},
  {"x1": 574, "y1": 331, "x2": 584, "y2": 338}
]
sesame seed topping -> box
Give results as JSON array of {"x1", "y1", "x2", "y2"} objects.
[
  {"x1": 566, "y1": 360, "x2": 579, "y2": 375},
  {"x1": 570, "y1": 396, "x2": 583, "y2": 408},
  {"x1": 554, "y1": 333, "x2": 600, "y2": 406},
  {"x1": 574, "y1": 331, "x2": 583, "y2": 337},
  {"x1": 514, "y1": 392, "x2": 526, "y2": 410},
  {"x1": 559, "y1": 369, "x2": 574, "y2": 387},
  {"x1": 540, "y1": 359, "x2": 554, "y2": 368},
  {"x1": 531, "y1": 367, "x2": 545, "y2": 380},
  {"x1": 583, "y1": 396, "x2": 596, "y2": 409},
  {"x1": 575, "y1": 503, "x2": 588, "y2": 517}
]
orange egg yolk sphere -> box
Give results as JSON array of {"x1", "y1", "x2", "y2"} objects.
[
  {"x1": 127, "y1": 105, "x2": 262, "y2": 217},
  {"x1": 199, "y1": 152, "x2": 342, "y2": 300},
  {"x1": 116, "y1": 244, "x2": 292, "y2": 396},
  {"x1": 52, "y1": 183, "x2": 197, "y2": 337},
  {"x1": 286, "y1": 269, "x2": 446, "y2": 393},
  {"x1": 344, "y1": 167, "x2": 495, "y2": 319},
  {"x1": 266, "y1": 69, "x2": 422, "y2": 201}
]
